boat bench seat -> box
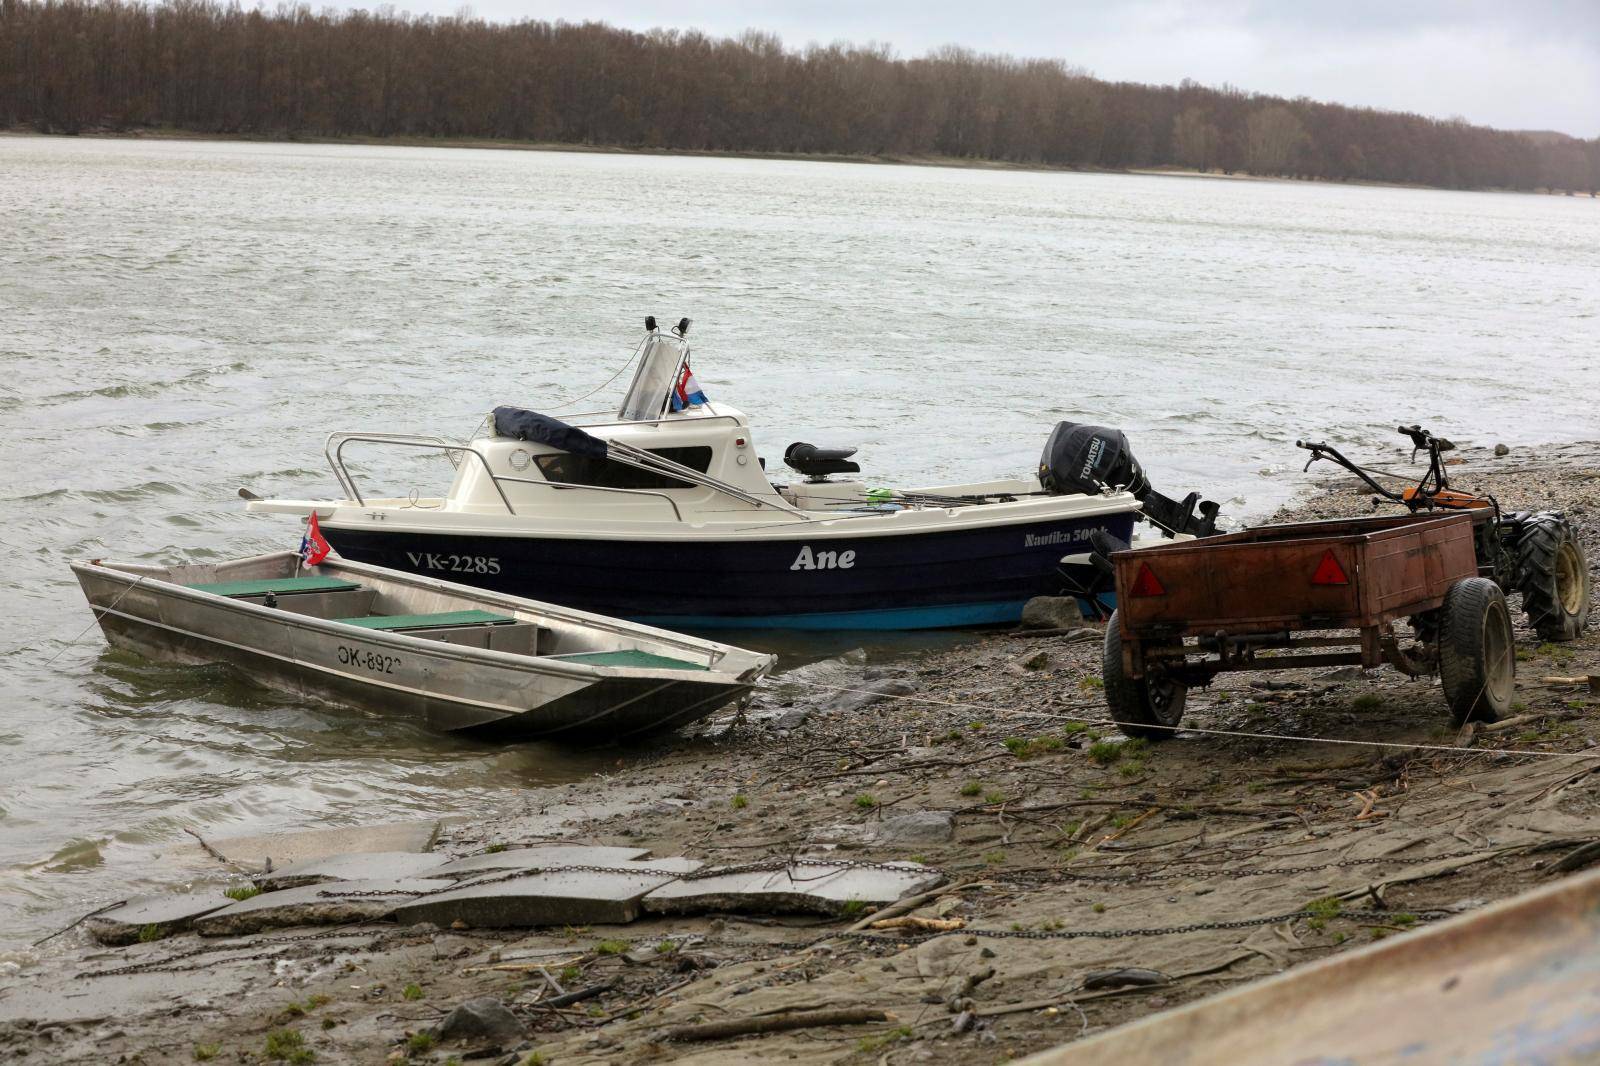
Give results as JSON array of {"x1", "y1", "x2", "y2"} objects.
[
  {"x1": 547, "y1": 649, "x2": 709, "y2": 671},
  {"x1": 190, "y1": 576, "x2": 364, "y2": 598},
  {"x1": 338, "y1": 610, "x2": 519, "y2": 631}
]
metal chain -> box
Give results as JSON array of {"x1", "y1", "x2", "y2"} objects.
[
  {"x1": 76, "y1": 906, "x2": 1444, "y2": 980},
  {"x1": 1005, "y1": 845, "x2": 1518, "y2": 886},
  {"x1": 318, "y1": 857, "x2": 949, "y2": 899}
]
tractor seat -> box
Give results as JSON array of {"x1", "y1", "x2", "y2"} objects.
[{"x1": 784, "y1": 441, "x2": 861, "y2": 479}]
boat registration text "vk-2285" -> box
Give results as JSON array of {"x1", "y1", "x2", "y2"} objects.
[
  {"x1": 338, "y1": 644, "x2": 400, "y2": 674},
  {"x1": 406, "y1": 552, "x2": 502, "y2": 575}
]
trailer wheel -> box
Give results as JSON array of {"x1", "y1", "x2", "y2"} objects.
[
  {"x1": 1515, "y1": 513, "x2": 1592, "y2": 642},
  {"x1": 1438, "y1": 577, "x2": 1514, "y2": 725},
  {"x1": 1103, "y1": 611, "x2": 1187, "y2": 740}
]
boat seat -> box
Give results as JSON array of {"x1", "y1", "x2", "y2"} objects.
[
  {"x1": 784, "y1": 441, "x2": 861, "y2": 480},
  {"x1": 190, "y1": 576, "x2": 363, "y2": 598},
  {"x1": 338, "y1": 610, "x2": 519, "y2": 631},
  {"x1": 547, "y1": 650, "x2": 709, "y2": 671}
]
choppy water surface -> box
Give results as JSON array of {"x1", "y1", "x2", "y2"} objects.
[{"x1": 2, "y1": 136, "x2": 1597, "y2": 951}]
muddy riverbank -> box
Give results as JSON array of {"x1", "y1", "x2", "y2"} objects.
[{"x1": 3, "y1": 439, "x2": 1596, "y2": 1064}]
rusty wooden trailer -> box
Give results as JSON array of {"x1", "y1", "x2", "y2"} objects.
[{"x1": 1103, "y1": 512, "x2": 1515, "y2": 739}]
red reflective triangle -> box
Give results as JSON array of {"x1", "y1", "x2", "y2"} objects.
[
  {"x1": 1130, "y1": 561, "x2": 1167, "y2": 598},
  {"x1": 1311, "y1": 549, "x2": 1350, "y2": 586}
]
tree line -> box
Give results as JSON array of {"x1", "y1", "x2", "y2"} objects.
[{"x1": 4, "y1": 0, "x2": 1598, "y2": 194}]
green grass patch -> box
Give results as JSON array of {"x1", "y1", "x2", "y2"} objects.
[
  {"x1": 840, "y1": 898, "x2": 870, "y2": 918},
  {"x1": 1351, "y1": 694, "x2": 1385, "y2": 711},
  {"x1": 137, "y1": 922, "x2": 165, "y2": 943},
  {"x1": 484, "y1": 843, "x2": 508, "y2": 854},
  {"x1": 401, "y1": 983, "x2": 424, "y2": 1001},
  {"x1": 854, "y1": 792, "x2": 877, "y2": 809},
  {"x1": 959, "y1": 780, "x2": 983, "y2": 797},
  {"x1": 264, "y1": 1029, "x2": 313, "y2": 1063},
  {"x1": 593, "y1": 939, "x2": 629, "y2": 955},
  {"x1": 1062, "y1": 721, "x2": 1090, "y2": 734},
  {"x1": 984, "y1": 851, "x2": 1006, "y2": 865},
  {"x1": 559, "y1": 965, "x2": 581, "y2": 983},
  {"x1": 731, "y1": 794, "x2": 748, "y2": 809},
  {"x1": 1091, "y1": 902, "x2": 1106, "y2": 913},
  {"x1": 1006, "y1": 735, "x2": 1064, "y2": 759},
  {"x1": 856, "y1": 1026, "x2": 913, "y2": 1053},
  {"x1": 406, "y1": 1031, "x2": 435, "y2": 1054},
  {"x1": 983, "y1": 789, "x2": 1006, "y2": 804},
  {"x1": 193, "y1": 1045, "x2": 220, "y2": 1062},
  {"x1": 224, "y1": 884, "x2": 261, "y2": 902},
  {"x1": 1087, "y1": 741, "x2": 1122, "y2": 766},
  {"x1": 1305, "y1": 896, "x2": 1342, "y2": 930}
]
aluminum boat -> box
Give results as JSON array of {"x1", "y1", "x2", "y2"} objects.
[
  {"x1": 72, "y1": 551, "x2": 774, "y2": 737},
  {"x1": 248, "y1": 319, "x2": 1218, "y2": 630}
]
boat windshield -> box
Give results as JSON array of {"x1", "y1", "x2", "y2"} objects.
[{"x1": 618, "y1": 333, "x2": 689, "y2": 422}]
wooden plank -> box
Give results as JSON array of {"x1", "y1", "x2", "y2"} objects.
[{"x1": 1018, "y1": 867, "x2": 1600, "y2": 1066}]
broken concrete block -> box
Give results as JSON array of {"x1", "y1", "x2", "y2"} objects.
[
  {"x1": 255, "y1": 851, "x2": 450, "y2": 892},
  {"x1": 642, "y1": 862, "x2": 943, "y2": 918},
  {"x1": 870, "y1": 811, "x2": 956, "y2": 845},
  {"x1": 431, "y1": 845, "x2": 650, "y2": 879},
  {"x1": 86, "y1": 891, "x2": 236, "y2": 945},
  {"x1": 199, "y1": 819, "x2": 442, "y2": 871},
  {"x1": 394, "y1": 858, "x2": 702, "y2": 928},
  {"x1": 193, "y1": 878, "x2": 453, "y2": 936},
  {"x1": 433, "y1": 996, "x2": 525, "y2": 1046}
]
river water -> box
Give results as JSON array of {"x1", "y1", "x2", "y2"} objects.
[{"x1": 2, "y1": 136, "x2": 1596, "y2": 953}]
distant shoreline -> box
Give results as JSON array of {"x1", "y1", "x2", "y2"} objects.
[{"x1": 7, "y1": 127, "x2": 1593, "y2": 199}]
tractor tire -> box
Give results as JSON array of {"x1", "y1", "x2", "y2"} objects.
[
  {"x1": 1515, "y1": 512, "x2": 1592, "y2": 642},
  {"x1": 1438, "y1": 577, "x2": 1514, "y2": 726},
  {"x1": 1103, "y1": 611, "x2": 1187, "y2": 741}
]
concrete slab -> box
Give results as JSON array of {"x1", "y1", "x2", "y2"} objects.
[
  {"x1": 85, "y1": 890, "x2": 236, "y2": 945},
  {"x1": 431, "y1": 845, "x2": 651, "y2": 879},
  {"x1": 202, "y1": 819, "x2": 442, "y2": 870},
  {"x1": 255, "y1": 851, "x2": 451, "y2": 892},
  {"x1": 642, "y1": 862, "x2": 944, "y2": 917},
  {"x1": 193, "y1": 878, "x2": 453, "y2": 936},
  {"x1": 394, "y1": 858, "x2": 703, "y2": 928}
]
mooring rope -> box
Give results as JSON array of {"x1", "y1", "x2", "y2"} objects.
[{"x1": 766, "y1": 680, "x2": 1600, "y2": 763}]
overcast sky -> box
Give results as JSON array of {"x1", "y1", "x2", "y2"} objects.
[{"x1": 361, "y1": 0, "x2": 1600, "y2": 136}]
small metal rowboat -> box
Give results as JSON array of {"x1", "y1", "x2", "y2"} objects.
[{"x1": 71, "y1": 552, "x2": 774, "y2": 739}]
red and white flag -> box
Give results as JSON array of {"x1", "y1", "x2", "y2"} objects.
[{"x1": 299, "y1": 512, "x2": 331, "y2": 567}]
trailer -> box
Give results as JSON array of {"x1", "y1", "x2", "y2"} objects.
[{"x1": 1103, "y1": 511, "x2": 1515, "y2": 739}]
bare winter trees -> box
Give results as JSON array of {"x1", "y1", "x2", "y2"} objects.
[{"x1": 2, "y1": 0, "x2": 1596, "y2": 194}]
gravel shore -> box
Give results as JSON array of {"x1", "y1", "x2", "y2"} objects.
[{"x1": 4, "y1": 440, "x2": 1596, "y2": 1065}]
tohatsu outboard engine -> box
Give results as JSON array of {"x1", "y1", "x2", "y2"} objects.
[{"x1": 1039, "y1": 422, "x2": 1221, "y2": 539}]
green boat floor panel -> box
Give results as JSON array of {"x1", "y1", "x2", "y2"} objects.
[
  {"x1": 547, "y1": 649, "x2": 709, "y2": 671},
  {"x1": 337, "y1": 610, "x2": 519, "y2": 631},
  {"x1": 190, "y1": 576, "x2": 364, "y2": 598}
]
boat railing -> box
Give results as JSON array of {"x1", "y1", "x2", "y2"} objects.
[
  {"x1": 327, "y1": 433, "x2": 517, "y2": 514},
  {"x1": 325, "y1": 432, "x2": 685, "y2": 520}
]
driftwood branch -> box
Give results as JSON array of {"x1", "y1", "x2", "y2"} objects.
[
  {"x1": 840, "y1": 880, "x2": 991, "y2": 934},
  {"x1": 663, "y1": 1007, "x2": 890, "y2": 1042}
]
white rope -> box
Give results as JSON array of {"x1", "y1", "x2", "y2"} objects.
[
  {"x1": 39, "y1": 575, "x2": 147, "y2": 666},
  {"x1": 547, "y1": 335, "x2": 648, "y2": 412},
  {"x1": 766, "y1": 680, "x2": 1600, "y2": 763}
]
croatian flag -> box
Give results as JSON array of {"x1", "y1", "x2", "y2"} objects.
[
  {"x1": 299, "y1": 512, "x2": 331, "y2": 567},
  {"x1": 669, "y1": 363, "x2": 708, "y2": 411}
]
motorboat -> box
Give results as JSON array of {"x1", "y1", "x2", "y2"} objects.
[
  {"x1": 247, "y1": 319, "x2": 1218, "y2": 630},
  {"x1": 71, "y1": 551, "x2": 774, "y2": 737}
]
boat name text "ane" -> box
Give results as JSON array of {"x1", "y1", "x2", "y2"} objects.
[
  {"x1": 405, "y1": 552, "x2": 502, "y2": 575},
  {"x1": 1024, "y1": 529, "x2": 1097, "y2": 548},
  {"x1": 791, "y1": 546, "x2": 856, "y2": 571}
]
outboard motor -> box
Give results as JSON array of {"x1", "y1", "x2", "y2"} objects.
[{"x1": 1039, "y1": 422, "x2": 1221, "y2": 539}]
